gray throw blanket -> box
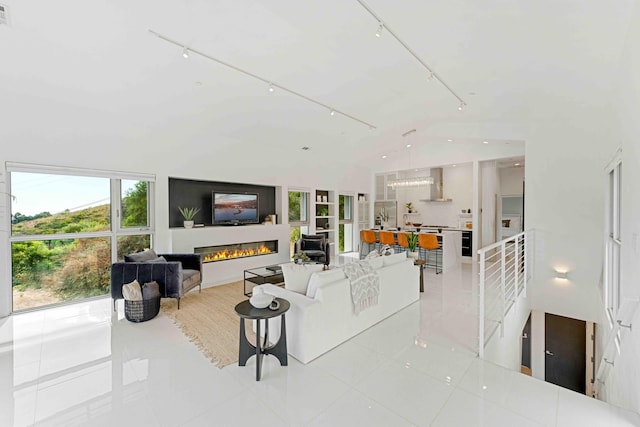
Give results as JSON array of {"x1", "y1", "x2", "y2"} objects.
[{"x1": 343, "y1": 261, "x2": 380, "y2": 314}]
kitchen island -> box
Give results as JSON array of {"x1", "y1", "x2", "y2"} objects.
[{"x1": 366, "y1": 229, "x2": 462, "y2": 272}]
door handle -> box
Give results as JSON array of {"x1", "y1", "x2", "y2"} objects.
[{"x1": 545, "y1": 350, "x2": 554, "y2": 356}]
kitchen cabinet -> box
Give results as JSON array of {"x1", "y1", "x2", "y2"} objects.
[
  {"x1": 462, "y1": 230, "x2": 472, "y2": 257},
  {"x1": 374, "y1": 173, "x2": 397, "y2": 201}
]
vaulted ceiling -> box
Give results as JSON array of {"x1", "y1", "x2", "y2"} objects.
[{"x1": 0, "y1": 0, "x2": 634, "y2": 170}]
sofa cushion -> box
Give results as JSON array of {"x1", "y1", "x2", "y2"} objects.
[
  {"x1": 182, "y1": 269, "x2": 201, "y2": 292},
  {"x1": 146, "y1": 256, "x2": 167, "y2": 263},
  {"x1": 282, "y1": 263, "x2": 324, "y2": 294},
  {"x1": 142, "y1": 281, "x2": 161, "y2": 299},
  {"x1": 301, "y1": 249, "x2": 325, "y2": 258},
  {"x1": 306, "y1": 268, "x2": 347, "y2": 298},
  {"x1": 125, "y1": 249, "x2": 158, "y2": 262},
  {"x1": 382, "y1": 252, "x2": 407, "y2": 267},
  {"x1": 301, "y1": 234, "x2": 325, "y2": 251},
  {"x1": 303, "y1": 239, "x2": 323, "y2": 250}
]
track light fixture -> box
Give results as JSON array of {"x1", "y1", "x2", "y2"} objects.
[
  {"x1": 330, "y1": 109, "x2": 336, "y2": 116},
  {"x1": 148, "y1": 29, "x2": 377, "y2": 130},
  {"x1": 356, "y1": 0, "x2": 466, "y2": 111},
  {"x1": 375, "y1": 23, "x2": 384, "y2": 38}
]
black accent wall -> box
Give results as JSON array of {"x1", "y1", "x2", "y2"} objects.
[{"x1": 168, "y1": 177, "x2": 276, "y2": 228}]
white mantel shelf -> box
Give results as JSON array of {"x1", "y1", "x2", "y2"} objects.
[{"x1": 171, "y1": 224, "x2": 290, "y2": 287}]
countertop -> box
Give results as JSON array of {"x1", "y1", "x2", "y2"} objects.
[{"x1": 402, "y1": 226, "x2": 473, "y2": 232}]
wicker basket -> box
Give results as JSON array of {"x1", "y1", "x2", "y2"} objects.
[{"x1": 124, "y1": 296, "x2": 161, "y2": 322}]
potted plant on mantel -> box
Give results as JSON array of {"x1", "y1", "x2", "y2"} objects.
[
  {"x1": 178, "y1": 207, "x2": 200, "y2": 229},
  {"x1": 379, "y1": 208, "x2": 390, "y2": 229},
  {"x1": 406, "y1": 231, "x2": 419, "y2": 259}
]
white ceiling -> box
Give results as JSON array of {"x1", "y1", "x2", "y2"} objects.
[{"x1": 0, "y1": 0, "x2": 634, "y2": 170}]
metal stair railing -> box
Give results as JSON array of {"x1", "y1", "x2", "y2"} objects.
[
  {"x1": 593, "y1": 297, "x2": 639, "y2": 399},
  {"x1": 478, "y1": 230, "x2": 533, "y2": 358}
]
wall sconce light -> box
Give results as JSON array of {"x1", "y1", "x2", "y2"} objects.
[{"x1": 555, "y1": 270, "x2": 568, "y2": 280}]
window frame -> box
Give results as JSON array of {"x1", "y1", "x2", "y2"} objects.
[
  {"x1": 604, "y1": 153, "x2": 622, "y2": 327},
  {"x1": 338, "y1": 193, "x2": 354, "y2": 253},
  {"x1": 288, "y1": 189, "x2": 310, "y2": 227},
  {"x1": 6, "y1": 163, "x2": 155, "y2": 311}
]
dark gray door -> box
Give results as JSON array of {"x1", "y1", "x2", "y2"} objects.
[{"x1": 545, "y1": 313, "x2": 586, "y2": 393}]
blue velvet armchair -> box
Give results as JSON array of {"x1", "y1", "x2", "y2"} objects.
[{"x1": 110, "y1": 250, "x2": 202, "y2": 310}]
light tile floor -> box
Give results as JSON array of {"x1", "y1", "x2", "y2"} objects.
[{"x1": 1, "y1": 263, "x2": 639, "y2": 426}]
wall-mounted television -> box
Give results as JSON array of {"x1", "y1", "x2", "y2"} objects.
[{"x1": 213, "y1": 192, "x2": 259, "y2": 225}]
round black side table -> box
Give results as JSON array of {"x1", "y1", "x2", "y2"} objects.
[{"x1": 234, "y1": 298, "x2": 290, "y2": 381}]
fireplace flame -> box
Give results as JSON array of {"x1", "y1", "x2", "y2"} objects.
[{"x1": 203, "y1": 244, "x2": 273, "y2": 262}]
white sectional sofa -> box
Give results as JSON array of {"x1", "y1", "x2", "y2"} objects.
[{"x1": 254, "y1": 253, "x2": 420, "y2": 364}]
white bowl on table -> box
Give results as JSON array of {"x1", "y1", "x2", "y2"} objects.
[{"x1": 250, "y1": 293, "x2": 273, "y2": 309}]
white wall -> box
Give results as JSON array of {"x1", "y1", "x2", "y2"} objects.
[
  {"x1": 598, "y1": 0, "x2": 640, "y2": 412},
  {"x1": 484, "y1": 295, "x2": 531, "y2": 371},
  {"x1": 499, "y1": 167, "x2": 525, "y2": 196}
]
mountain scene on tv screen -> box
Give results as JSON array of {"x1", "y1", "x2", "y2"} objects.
[{"x1": 215, "y1": 194, "x2": 258, "y2": 222}]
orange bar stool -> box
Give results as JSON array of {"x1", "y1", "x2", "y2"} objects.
[
  {"x1": 378, "y1": 231, "x2": 397, "y2": 253},
  {"x1": 418, "y1": 233, "x2": 442, "y2": 274},
  {"x1": 396, "y1": 232, "x2": 410, "y2": 254},
  {"x1": 360, "y1": 230, "x2": 378, "y2": 258}
]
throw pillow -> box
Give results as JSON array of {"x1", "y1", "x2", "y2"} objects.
[
  {"x1": 379, "y1": 245, "x2": 394, "y2": 256},
  {"x1": 142, "y1": 281, "x2": 161, "y2": 299},
  {"x1": 147, "y1": 256, "x2": 167, "y2": 263},
  {"x1": 122, "y1": 280, "x2": 143, "y2": 301},
  {"x1": 382, "y1": 252, "x2": 407, "y2": 267},
  {"x1": 365, "y1": 250, "x2": 380, "y2": 259},
  {"x1": 306, "y1": 268, "x2": 346, "y2": 298},
  {"x1": 303, "y1": 238, "x2": 323, "y2": 251},
  {"x1": 125, "y1": 249, "x2": 158, "y2": 262},
  {"x1": 282, "y1": 262, "x2": 324, "y2": 294}
]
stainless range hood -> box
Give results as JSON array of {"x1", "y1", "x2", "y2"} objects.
[{"x1": 419, "y1": 167, "x2": 452, "y2": 202}]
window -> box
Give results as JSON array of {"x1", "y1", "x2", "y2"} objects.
[
  {"x1": 339, "y1": 194, "x2": 354, "y2": 253},
  {"x1": 288, "y1": 190, "x2": 309, "y2": 258},
  {"x1": 8, "y1": 164, "x2": 155, "y2": 311},
  {"x1": 604, "y1": 158, "x2": 621, "y2": 324}
]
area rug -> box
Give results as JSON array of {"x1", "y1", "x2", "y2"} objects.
[{"x1": 160, "y1": 280, "x2": 255, "y2": 368}]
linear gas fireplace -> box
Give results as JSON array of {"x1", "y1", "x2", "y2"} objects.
[{"x1": 195, "y1": 240, "x2": 278, "y2": 263}]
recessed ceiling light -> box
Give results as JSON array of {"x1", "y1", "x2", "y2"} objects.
[
  {"x1": 406, "y1": 144, "x2": 411, "y2": 148},
  {"x1": 452, "y1": 164, "x2": 456, "y2": 167},
  {"x1": 182, "y1": 47, "x2": 190, "y2": 59},
  {"x1": 195, "y1": 81, "x2": 202, "y2": 86},
  {"x1": 515, "y1": 163, "x2": 520, "y2": 166},
  {"x1": 447, "y1": 139, "x2": 453, "y2": 142},
  {"x1": 268, "y1": 83, "x2": 275, "y2": 93},
  {"x1": 382, "y1": 155, "x2": 387, "y2": 159},
  {"x1": 330, "y1": 109, "x2": 335, "y2": 116},
  {"x1": 483, "y1": 141, "x2": 489, "y2": 144},
  {"x1": 458, "y1": 103, "x2": 465, "y2": 111}
]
